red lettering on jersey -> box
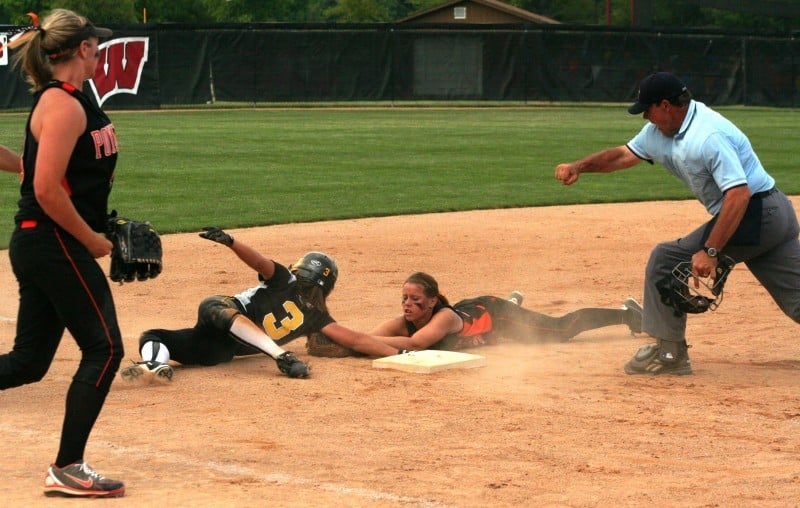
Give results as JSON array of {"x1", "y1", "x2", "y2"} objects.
[{"x1": 91, "y1": 124, "x2": 119, "y2": 159}]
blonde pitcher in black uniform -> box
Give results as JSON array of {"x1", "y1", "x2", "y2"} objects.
[{"x1": 0, "y1": 10, "x2": 125, "y2": 498}]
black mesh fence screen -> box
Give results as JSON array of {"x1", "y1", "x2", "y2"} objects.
[{"x1": 1, "y1": 23, "x2": 798, "y2": 109}]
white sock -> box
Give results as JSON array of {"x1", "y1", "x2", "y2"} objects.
[
  {"x1": 229, "y1": 318, "x2": 284, "y2": 359},
  {"x1": 140, "y1": 341, "x2": 170, "y2": 364}
]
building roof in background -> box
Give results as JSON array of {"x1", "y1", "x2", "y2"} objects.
[{"x1": 397, "y1": 0, "x2": 560, "y2": 24}]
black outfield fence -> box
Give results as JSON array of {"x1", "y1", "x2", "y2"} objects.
[{"x1": 1, "y1": 23, "x2": 798, "y2": 109}]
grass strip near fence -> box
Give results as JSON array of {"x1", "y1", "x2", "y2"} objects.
[{"x1": 0, "y1": 105, "x2": 797, "y2": 249}]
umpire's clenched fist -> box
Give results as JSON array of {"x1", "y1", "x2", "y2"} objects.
[{"x1": 555, "y1": 163, "x2": 580, "y2": 185}]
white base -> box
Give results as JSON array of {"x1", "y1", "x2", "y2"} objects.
[{"x1": 372, "y1": 349, "x2": 486, "y2": 374}]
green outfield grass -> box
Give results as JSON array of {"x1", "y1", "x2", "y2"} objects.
[{"x1": 0, "y1": 105, "x2": 798, "y2": 249}]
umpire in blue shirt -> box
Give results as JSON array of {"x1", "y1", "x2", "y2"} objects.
[{"x1": 554, "y1": 71, "x2": 800, "y2": 375}]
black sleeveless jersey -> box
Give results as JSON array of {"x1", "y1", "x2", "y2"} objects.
[
  {"x1": 233, "y1": 262, "x2": 336, "y2": 346},
  {"x1": 404, "y1": 300, "x2": 457, "y2": 336},
  {"x1": 17, "y1": 81, "x2": 118, "y2": 232},
  {"x1": 403, "y1": 298, "x2": 490, "y2": 337},
  {"x1": 404, "y1": 296, "x2": 500, "y2": 350}
]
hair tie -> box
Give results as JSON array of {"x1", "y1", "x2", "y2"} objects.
[
  {"x1": 28, "y1": 12, "x2": 45, "y2": 36},
  {"x1": 26, "y1": 12, "x2": 40, "y2": 27}
]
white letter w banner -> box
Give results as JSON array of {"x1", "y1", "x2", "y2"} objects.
[
  {"x1": 89, "y1": 37, "x2": 150, "y2": 107},
  {"x1": 0, "y1": 34, "x2": 8, "y2": 66}
]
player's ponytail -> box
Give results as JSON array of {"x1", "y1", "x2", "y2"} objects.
[{"x1": 10, "y1": 9, "x2": 109, "y2": 92}]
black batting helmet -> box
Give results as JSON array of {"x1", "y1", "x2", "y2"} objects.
[{"x1": 290, "y1": 251, "x2": 338, "y2": 296}]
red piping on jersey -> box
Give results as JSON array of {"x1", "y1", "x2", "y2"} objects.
[
  {"x1": 53, "y1": 227, "x2": 117, "y2": 388},
  {"x1": 60, "y1": 81, "x2": 77, "y2": 94}
]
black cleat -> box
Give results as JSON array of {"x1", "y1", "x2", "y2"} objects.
[
  {"x1": 624, "y1": 342, "x2": 693, "y2": 376},
  {"x1": 276, "y1": 351, "x2": 309, "y2": 378}
]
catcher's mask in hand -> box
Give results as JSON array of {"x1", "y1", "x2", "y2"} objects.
[{"x1": 657, "y1": 255, "x2": 735, "y2": 315}]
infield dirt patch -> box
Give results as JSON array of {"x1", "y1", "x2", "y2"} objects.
[{"x1": 1, "y1": 199, "x2": 799, "y2": 507}]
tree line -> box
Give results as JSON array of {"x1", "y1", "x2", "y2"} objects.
[{"x1": 1, "y1": 0, "x2": 797, "y2": 31}]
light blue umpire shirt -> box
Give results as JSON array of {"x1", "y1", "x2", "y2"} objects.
[{"x1": 626, "y1": 100, "x2": 775, "y2": 215}]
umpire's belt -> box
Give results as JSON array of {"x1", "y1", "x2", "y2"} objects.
[{"x1": 751, "y1": 187, "x2": 777, "y2": 200}]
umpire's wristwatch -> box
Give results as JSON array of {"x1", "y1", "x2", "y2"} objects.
[{"x1": 703, "y1": 246, "x2": 719, "y2": 258}]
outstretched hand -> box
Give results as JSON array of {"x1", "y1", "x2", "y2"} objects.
[{"x1": 199, "y1": 226, "x2": 233, "y2": 246}]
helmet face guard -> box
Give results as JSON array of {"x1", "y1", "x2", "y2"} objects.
[
  {"x1": 657, "y1": 255, "x2": 734, "y2": 316},
  {"x1": 290, "y1": 251, "x2": 338, "y2": 296}
]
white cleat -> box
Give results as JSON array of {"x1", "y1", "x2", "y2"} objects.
[
  {"x1": 507, "y1": 291, "x2": 524, "y2": 306},
  {"x1": 120, "y1": 361, "x2": 173, "y2": 384}
]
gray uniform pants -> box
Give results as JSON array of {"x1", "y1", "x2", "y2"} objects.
[{"x1": 643, "y1": 189, "x2": 800, "y2": 342}]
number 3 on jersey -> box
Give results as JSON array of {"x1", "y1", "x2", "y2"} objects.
[{"x1": 261, "y1": 301, "x2": 304, "y2": 340}]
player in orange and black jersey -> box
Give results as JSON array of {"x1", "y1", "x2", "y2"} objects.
[
  {"x1": 369, "y1": 272, "x2": 643, "y2": 352},
  {"x1": 122, "y1": 227, "x2": 400, "y2": 382},
  {"x1": 0, "y1": 9, "x2": 125, "y2": 497}
]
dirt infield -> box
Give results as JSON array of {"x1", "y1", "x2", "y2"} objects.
[{"x1": 1, "y1": 199, "x2": 799, "y2": 507}]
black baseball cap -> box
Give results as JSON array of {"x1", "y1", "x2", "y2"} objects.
[
  {"x1": 84, "y1": 21, "x2": 113, "y2": 40},
  {"x1": 628, "y1": 72, "x2": 688, "y2": 114}
]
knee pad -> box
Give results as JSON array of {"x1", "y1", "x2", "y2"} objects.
[{"x1": 198, "y1": 295, "x2": 241, "y2": 331}]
